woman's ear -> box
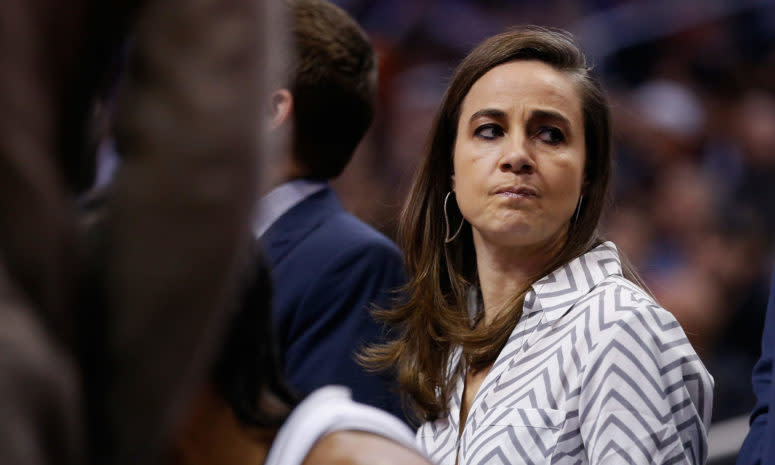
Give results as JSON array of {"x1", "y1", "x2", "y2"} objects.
[
  {"x1": 269, "y1": 89, "x2": 293, "y2": 129},
  {"x1": 450, "y1": 175, "x2": 456, "y2": 192}
]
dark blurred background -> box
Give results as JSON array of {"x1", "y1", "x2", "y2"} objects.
[{"x1": 326, "y1": 0, "x2": 775, "y2": 427}]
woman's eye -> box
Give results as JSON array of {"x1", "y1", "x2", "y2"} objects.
[
  {"x1": 536, "y1": 126, "x2": 565, "y2": 144},
  {"x1": 474, "y1": 124, "x2": 504, "y2": 140}
]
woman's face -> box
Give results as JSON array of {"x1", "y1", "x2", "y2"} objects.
[{"x1": 452, "y1": 60, "x2": 586, "y2": 253}]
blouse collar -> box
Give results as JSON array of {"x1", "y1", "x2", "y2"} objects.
[{"x1": 525, "y1": 241, "x2": 623, "y2": 326}]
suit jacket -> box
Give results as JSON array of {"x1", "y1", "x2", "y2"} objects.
[
  {"x1": 738, "y1": 268, "x2": 775, "y2": 465},
  {"x1": 262, "y1": 186, "x2": 406, "y2": 421}
]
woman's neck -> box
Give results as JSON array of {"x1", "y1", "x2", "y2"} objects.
[{"x1": 473, "y1": 232, "x2": 566, "y2": 325}]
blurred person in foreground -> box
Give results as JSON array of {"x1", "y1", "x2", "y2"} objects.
[
  {"x1": 363, "y1": 26, "x2": 713, "y2": 464},
  {"x1": 170, "y1": 253, "x2": 429, "y2": 465},
  {"x1": 1, "y1": 0, "x2": 268, "y2": 464},
  {"x1": 255, "y1": 0, "x2": 405, "y2": 419},
  {"x1": 737, "y1": 267, "x2": 775, "y2": 465}
]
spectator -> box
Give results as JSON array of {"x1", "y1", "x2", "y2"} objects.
[{"x1": 255, "y1": 0, "x2": 407, "y2": 420}]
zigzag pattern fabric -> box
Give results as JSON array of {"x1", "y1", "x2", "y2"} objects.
[{"x1": 417, "y1": 242, "x2": 713, "y2": 464}]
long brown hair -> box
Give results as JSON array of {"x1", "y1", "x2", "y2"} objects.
[{"x1": 362, "y1": 26, "x2": 642, "y2": 423}]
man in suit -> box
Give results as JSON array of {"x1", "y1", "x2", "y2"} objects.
[
  {"x1": 256, "y1": 0, "x2": 405, "y2": 420},
  {"x1": 738, "y1": 267, "x2": 775, "y2": 464}
]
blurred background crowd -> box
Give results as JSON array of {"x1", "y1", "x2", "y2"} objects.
[{"x1": 326, "y1": 0, "x2": 775, "y2": 424}]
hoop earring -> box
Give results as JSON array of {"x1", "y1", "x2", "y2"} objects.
[
  {"x1": 572, "y1": 194, "x2": 584, "y2": 223},
  {"x1": 444, "y1": 191, "x2": 464, "y2": 243}
]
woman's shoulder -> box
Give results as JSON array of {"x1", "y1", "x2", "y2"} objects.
[
  {"x1": 578, "y1": 273, "x2": 695, "y2": 349},
  {"x1": 578, "y1": 274, "x2": 715, "y2": 428},
  {"x1": 539, "y1": 242, "x2": 685, "y2": 344},
  {"x1": 589, "y1": 273, "x2": 671, "y2": 319}
]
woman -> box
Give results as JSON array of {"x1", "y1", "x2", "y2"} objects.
[{"x1": 364, "y1": 26, "x2": 713, "y2": 464}]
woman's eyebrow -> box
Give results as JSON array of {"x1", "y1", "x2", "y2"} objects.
[
  {"x1": 469, "y1": 108, "x2": 506, "y2": 123},
  {"x1": 530, "y1": 109, "x2": 571, "y2": 127}
]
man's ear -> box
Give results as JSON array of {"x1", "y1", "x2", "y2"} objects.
[
  {"x1": 269, "y1": 89, "x2": 293, "y2": 129},
  {"x1": 450, "y1": 175, "x2": 456, "y2": 192}
]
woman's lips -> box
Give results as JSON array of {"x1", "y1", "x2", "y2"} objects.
[{"x1": 494, "y1": 186, "x2": 538, "y2": 198}]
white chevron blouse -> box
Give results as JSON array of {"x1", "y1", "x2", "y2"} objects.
[{"x1": 417, "y1": 242, "x2": 713, "y2": 465}]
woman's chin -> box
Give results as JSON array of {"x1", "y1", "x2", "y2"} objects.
[
  {"x1": 475, "y1": 227, "x2": 536, "y2": 248},
  {"x1": 473, "y1": 223, "x2": 567, "y2": 252}
]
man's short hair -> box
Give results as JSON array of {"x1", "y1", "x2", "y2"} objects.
[{"x1": 286, "y1": 0, "x2": 377, "y2": 180}]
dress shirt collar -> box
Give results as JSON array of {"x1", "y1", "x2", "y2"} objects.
[
  {"x1": 525, "y1": 241, "x2": 622, "y2": 325},
  {"x1": 254, "y1": 179, "x2": 327, "y2": 238}
]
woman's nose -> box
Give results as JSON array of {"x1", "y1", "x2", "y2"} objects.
[{"x1": 499, "y1": 138, "x2": 535, "y2": 174}]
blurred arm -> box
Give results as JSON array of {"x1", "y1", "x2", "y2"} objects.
[
  {"x1": 104, "y1": 0, "x2": 274, "y2": 463},
  {"x1": 0, "y1": 261, "x2": 82, "y2": 465}
]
